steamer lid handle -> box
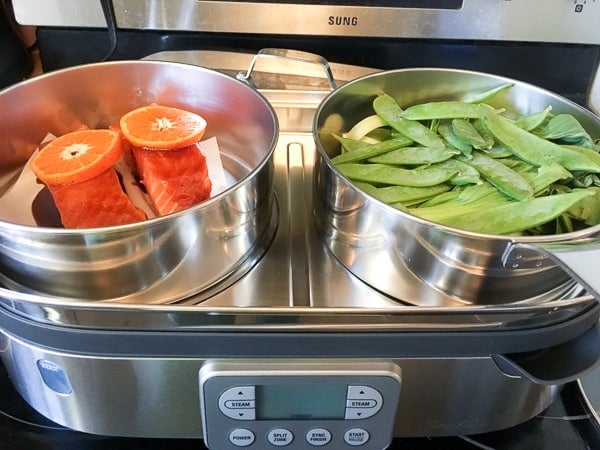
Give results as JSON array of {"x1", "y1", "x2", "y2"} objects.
[
  {"x1": 492, "y1": 322, "x2": 600, "y2": 385},
  {"x1": 236, "y1": 48, "x2": 338, "y2": 90}
]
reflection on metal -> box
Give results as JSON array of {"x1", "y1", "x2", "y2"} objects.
[{"x1": 11, "y1": 0, "x2": 600, "y2": 44}]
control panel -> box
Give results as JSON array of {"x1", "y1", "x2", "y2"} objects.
[{"x1": 199, "y1": 359, "x2": 401, "y2": 449}]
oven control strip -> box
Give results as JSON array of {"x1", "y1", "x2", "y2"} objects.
[
  {"x1": 199, "y1": 359, "x2": 401, "y2": 450},
  {"x1": 12, "y1": 0, "x2": 600, "y2": 45}
]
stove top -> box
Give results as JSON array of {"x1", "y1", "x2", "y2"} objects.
[{"x1": 1, "y1": 359, "x2": 598, "y2": 450}]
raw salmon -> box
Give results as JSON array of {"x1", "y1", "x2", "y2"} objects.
[
  {"x1": 132, "y1": 144, "x2": 212, "y2": 216},
  {"x1": 49, "y1": 167, "x2": 147, "y2": 228}
]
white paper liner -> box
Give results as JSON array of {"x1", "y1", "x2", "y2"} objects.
[{"x1": 0, "y1": 134, "x2": 230, "y2": 226}]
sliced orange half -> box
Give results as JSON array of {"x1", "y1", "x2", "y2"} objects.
[
  {"x1": 119, "y1": 105, "x2": 207, "y2": 150},
  {"x1": 30, "y1": 129, "x2": 123, "y2": 186}
]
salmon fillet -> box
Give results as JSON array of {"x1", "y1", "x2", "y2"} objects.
[
  {"x1": 132, "y1": 144, "x2": 212, "y2": 216},
  {"x1": 49, "y1": 168, "x2": 147, "y2": 228}
]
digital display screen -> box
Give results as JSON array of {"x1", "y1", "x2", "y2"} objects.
[{"x1": 255, "y1": 384, "x2": 347, "y2": 420}]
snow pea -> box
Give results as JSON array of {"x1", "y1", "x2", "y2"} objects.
[
  {"x1": 411, "y1": 182, "x2": 507, "y2": 223},
  {"x1": 458, "y1": 151, "x2": 533, "y2": 201},
  {"x1": 501, "y1": 163, "x2": 573, "y2": 196},
  {"x1": 336, "y1": 163, "x2": 458, "y2": 187},
  {"x1": 438, "y1": 123, "x2": 472, "y2": 155},
  {"x1": 373, "y1": 94, "x2": 445, "y2": 148},
  {"x1": 511, "y1": 162, "x2": 572, "y2": 195},
  {"x1": 514, "y1": 106, "x2": 552, "y2": 131},
  {"x1": 399, "y1": 101, "x2": 483, "y2": 121},
  {"x1": 331, "y1": 135, "x2": 412, "y2": 164},
  {"x1": 452, "y1": 118, "x2": 492, "y2": 150},
  {"x1": 484, "y1": 143, "x2": 513, "y2": 158},
  {"x1": 442, "y1": 189, "x2": 593, "y2": 235},
  {"x1": 462, "y1": 82, "x2": 514, "y2": 103},
  {"x1": 480, "y1": 109, "x2": 600, "y2": 172},
  {"x1": 561, "y1": 144, "x2": 600, "y2": 166},
  {"x1": 367, "y1": 146, "x2": 459, "y2": 165},
  {"x1": 535, "y1": 114, "x2": 594, "y2": 148},
  {"x1": 567, "y1": 187, "x2": 600, "y2": 226},
  {"x1": 431, "y1": 158, "x2": 481, "y2": 186},
  {"x1": 356, "y1": 182, "x2": 451, "y2": 204}
]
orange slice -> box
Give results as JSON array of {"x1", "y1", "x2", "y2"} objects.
[
  {"x1": 119, "y1": 105, "x2": 207, "y2": 150},
  {"x1": 30, "y1": 129, "x2": 123, "y2": 186}
]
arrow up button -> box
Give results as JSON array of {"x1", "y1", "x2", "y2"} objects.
[
  {"x1": 219, "y1": 386, "x2": 256, "y2": 420},
  {"x1": 345, "y1": 385, "x2": 383, "y2": 420}
]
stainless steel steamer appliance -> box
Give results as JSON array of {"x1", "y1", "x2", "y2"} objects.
[{"x1": 2, "y1": 2, "x2": 600, "y2": 449}]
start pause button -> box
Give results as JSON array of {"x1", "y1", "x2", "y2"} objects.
[{"x1": 344, "y1": 428, "x2": 370, "y2": 446}]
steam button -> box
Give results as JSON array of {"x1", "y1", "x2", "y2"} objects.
[
  {"x1": 219, "y1": 386, "x2": 256, "y2": 420},
  {"x1": 345, "y1": 386, "x2": 382, "y2": 419}
]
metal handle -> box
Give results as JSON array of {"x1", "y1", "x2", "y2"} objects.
[
  {"x1": 503, "y1": 239, "x2": 600, "y2": 300},
  {"x1": 492, "y1": 322, "x2": 600, "y2": 385},
  {"x1": 236, "y1": 48, "x2": 337, "y2": 90}
]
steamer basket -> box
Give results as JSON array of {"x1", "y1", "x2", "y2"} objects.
[
  {"x1": 0, "y1": 60, "x2": 278, "y2": 302},
  {"x1": 313, "y1": 68, "x2": 600, "y2": 304}
]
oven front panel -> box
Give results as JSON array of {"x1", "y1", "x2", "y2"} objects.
[
  {"x1": 12, "y1": 0, "x2": 600, "y2": 44},
  {"x1": 0, "y1": 329, "x2": 555, "y2": 440}
]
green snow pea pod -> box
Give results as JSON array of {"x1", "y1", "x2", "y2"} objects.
[
  {"x1": 452, "y1": 118, "x2": 492, "y2": 150},
  {"x1": 373, "y1": 94, "x2": 445, "y2": 148},
  {"x1": 432, "y1": 158, "x2": 481, "y2": 186},
  {"x1": 336, "y1": 163, "x2": 458, "y2": 187},
  {"x1": 442, "y1": 189, "x2": 593, "y2": 235},
  {"x1": 458, "y1": 151, "x2": 533, "y2": 200},
  {"x1": 367, "y1": 146, "x2": 459, "y2": 165},
  {"x1": 518, "y1": 162, "x2": 573, "y2": 195},
  {"x1": 411, "y1": 182, "x2": 507, "y2": 223},
  {"x1": 561, "y1": 144, "x2": 600, "y2": 166},
  {"x1": 331, "y1": 135, "x2": 412, "y2": 164},
  {"x1": 514, "y1": 106, "x2": 552, "y2": 131},
  {"x1": 462, "y1": 82, "x2": 514, "y2": 103},
  {"x1": 399, "y1": 101, "x2": 483, "y2": 121},
  {"x1": 535, "y1": 114, "x2": 594, "y2": 148},
  {"x1": 438, "y1": 123, "x2": 472, "y2": 155},
  {"x1": 356, "y1": 182, "x2": 451, "y2": 204},
  {"x1": 484, "y1": 143, "x2": 513, "y2": 158},
  {"x1": 480, "y1": 109, "x2": 600, "y2": 172},
  {"x1": 567, "y1": 186, "x2": 600, "y2": 226}
]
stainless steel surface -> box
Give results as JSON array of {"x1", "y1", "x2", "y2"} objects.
[
  {"x1": 0, "y1": 60, "x2": 278, "y2": 301},
  {"x1": 0, "y1": 330, "x2": 558, "y2": 438},
  {"x1": 0, "y1": 49, "x2": 598, "y2": 444},
  {"x1": 313, "y1": 68, "x2": 600, "y2": 304},
  {"x1": 579, "y1": 364, "x2": 600, "y2": 426},
  {"x1": 0, "y1": 50, "x2": 595, "y2": 333},
  {"x1": 11, "y1": 0, "x2": 600, "y2": 45},
  {"x1": 145, "y1": 50, "x2": 378, "y2": 89},
  {"x1": 237, "y1": 48, "x2": 338, "y2": 90}
]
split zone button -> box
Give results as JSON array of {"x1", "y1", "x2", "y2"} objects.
[{"x1": 267, "y1": 428, "x2": 294, "y2": 446}]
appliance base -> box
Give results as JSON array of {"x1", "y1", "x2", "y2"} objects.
[{"x1": 0, "y1": 328, "x2": 557, "y2": 439}]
